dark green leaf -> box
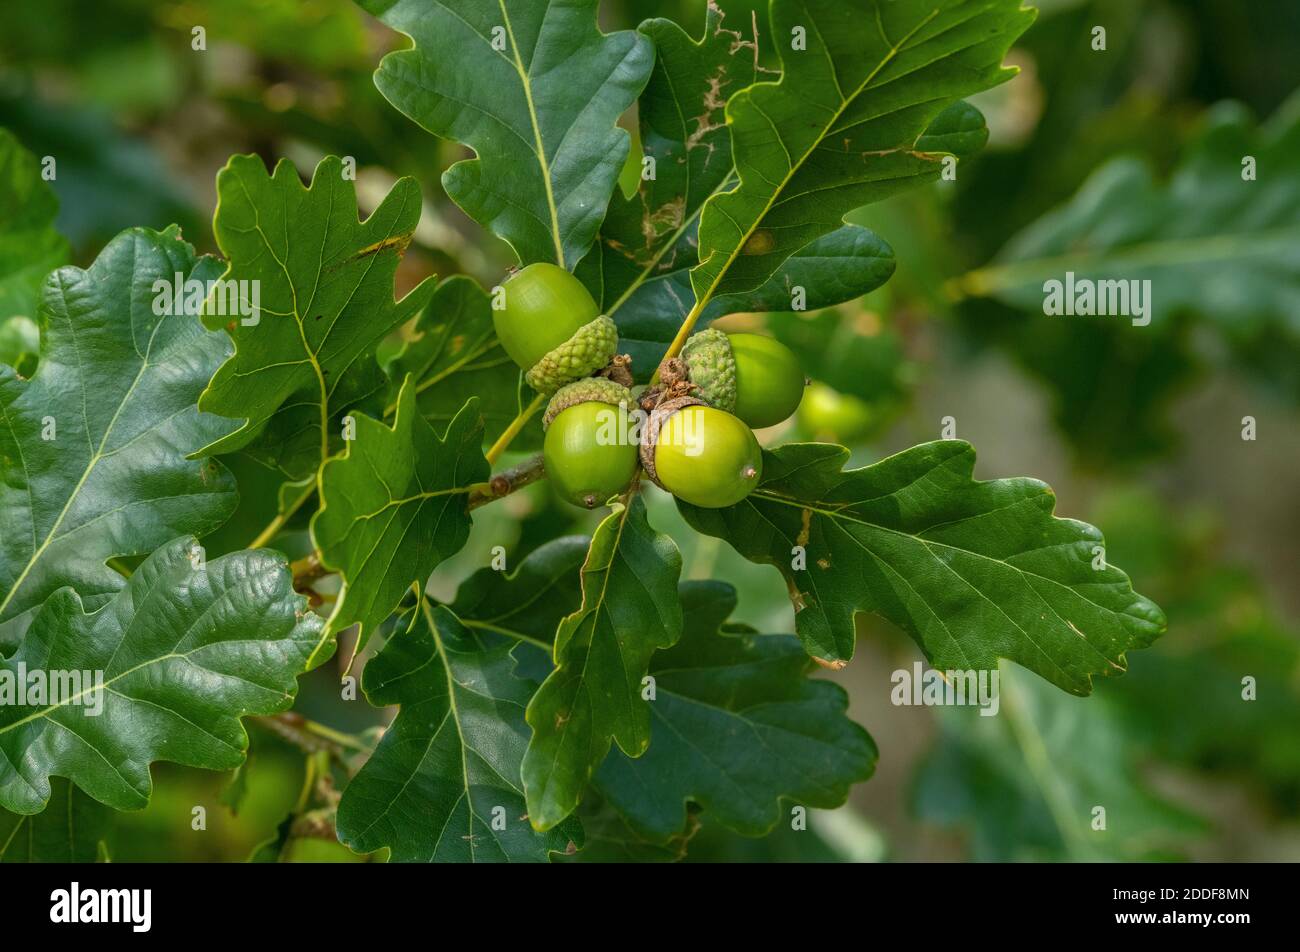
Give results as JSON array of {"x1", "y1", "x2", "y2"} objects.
[
  {"x1": 595, "y1": 580, "x2": 877, "y2": 842},
  {"x1": 522, "y1": 495, "x2": 682, "y2": 830},
  {"x1": 609, "y1": 224, "x2": 897, "y2": 378},
  {"x1": 451, "y1": 535, "x2": 589, "y2": 650},
  {"x1": 0, "y1": 537, "x2": 321, "y2": 813},
  {"x1": 680, "y1": 441, "x2": 1166, "y2": 689},
  {"x1": 913, "y1": 666, "x2": 1205, "y2": 861},
  {"x1": 578, "y1": 4, "x2": 759, "y2": 333},
  {"x1": 383, "y1": 275, "x2": 541, "y2": 451},
  {"x1": 310, "y1": 378, "x2": 487, "y2": 666},
  {"x1": 914, "y1": 100, "x2": 990, "y2": 156},
  {"x1": 690, "y1": 0, "x2": 1034, "y2": 302},
  {"x1": 336, "y1": 603, "x2": 579, "y2": 862},
  {"x1": 0, "y1": 227, "x2": 237, "y2": 630},
  {"x1": 197, "y1": 154, "x2": 436, "y2": 480},
  {"x1": 957, "y1": 96, "x2": 1300, "y2": 403},
  {"x1": 360, "y1": 0, "x2": 654, "y2": 267},
  {"x1": 0, "y1": 778, "x2": 113, "y2": 862},
  {"x1": 579, "y1": 5, "x2": 897, "y2": 374},
  {"x1": 561, "y1": 801, "x2": 692, "y2": 863}
]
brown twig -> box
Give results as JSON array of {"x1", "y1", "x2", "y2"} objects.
[{"x1": 468, "y1": 453, "x2": 546, "y2": 510}]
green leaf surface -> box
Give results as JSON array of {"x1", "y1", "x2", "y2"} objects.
[
  {"x1": 197, "y1": 154, "x2": 436, "y2": 480},
  {"x1": 561, "y1": 802, "x2": 692, "y2": 863},
  {"x1": 769, "y1": 307, "x2": 912, "y2": 406},
  {"x1": 610, "y1": 224, "x2": 897, "y2": 379},
  {"x1": 679, "y1": 441, "x2": 1166, "y2": 690},
  {"x1": 0, "y1": 129, "x2": 69, "y2": 323},
  {"x1": 0, "y1": 226, "x2": 237, "y2": 629},
  {"x1": 311, "y1": 378, "x2": 487, "y2": 666},
  {"x1": 578, "y1": 5, "x2": 897, "y2": 374},
  {"x1": 1089, "y1": 489, "x2": 1300, "y2": 811},
  {"x1": 336, "y1": 603, "x2": 579, "y2": 862},
  {"x1": 690, "y1": 0, "x2": 1033, "y2": 303},
  {"x1": 913, "y1": 666, "x2": 1205, "y2": 861},
  {"x1": 451, "y1": 535, "x2": 589, "y2": 650},
  {"x1": 914, "y1": 99, "x2": 991, "y2": 156},
  {"x1": 960, "y1": 96, "x2": 1300, "y2": 396},
  {"x1": 0, "y1": 777, "x2": 113, "y2": 862},
  {"x1": 595, "y1": 580, "x2": 877, "y2": 842},
  {"x1": 383, "y1": 275, "x2": 541, "y2": 451},
  {"x1": 0, "y1": 537, "x2": 321, "y2": 814},
  {"x1": 522, "y1": 495, "x2": 682, "y2": 830},
  {"x1": 360, "y1": 0, "x2": 653, "y2": 268}
]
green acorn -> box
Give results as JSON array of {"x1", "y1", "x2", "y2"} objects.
[
  {"x1": 493, "y1": 263, "x2": 619, "y2": 393},
  {"x1": 681, "y1": 330, "x2": 805, "y2": 428},
  {"x1": 543, "y1": 379, "x2": 639, "y2": 509},
  {"x1": 645, "y1": 403, "x2": 762, "y2": 509}
]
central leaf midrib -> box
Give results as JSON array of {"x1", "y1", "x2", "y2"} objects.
[
  {"x1": 426, "y1": 600, "x2": 479, "y2": 861},
  {"x1": 606, "y1": 171, "x2": 739, "y2": 319},
  {"x1": 499, "y1": 0, "x2": 565, "y2": 265},
  {"x1": 754, "y1": 488, "x2": 1108, "y2": 608},
  {"x1": 233, "y1": 173, "x2": 331, "y2": 465}
]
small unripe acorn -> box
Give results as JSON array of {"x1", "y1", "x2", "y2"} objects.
[
  {"x1": 681, "y1": 330, "x2": 805, "y2": 429},
  {"x1": 653, "y1": 405, "x2": 762, "y2": 509},
  {"x1": 798, "y1": 381, "x2": 876, "y2": 444},
  {"x1": 544, "y1": 394, "x2": 639, "y2": 510},
  {"x1": 494, "y1": 263, "x2": 599, "y2": 370}
]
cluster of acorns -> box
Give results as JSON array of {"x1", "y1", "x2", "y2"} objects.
[{"x1": 493, "y1": 264, "x2": 806, "y2": 510}]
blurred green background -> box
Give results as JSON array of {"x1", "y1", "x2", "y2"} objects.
[{"x1": 2, "y1": 0, "x2": 1297, "y2": 862}]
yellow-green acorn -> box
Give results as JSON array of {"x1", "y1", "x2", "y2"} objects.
[
  {"x1": 650, "y1": 404, "x2": 762, "y2": 509},
  {"x1": 493, "y1": 263, "x2": 618, "y2": 393}
]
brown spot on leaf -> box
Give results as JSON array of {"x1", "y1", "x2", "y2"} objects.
[
  {"x1": 324, "y1": 232, "x2": 413, "y2": 273},
  {"x1": 797, "y1": 508, "x2": 813, "y2": 547},
  {"x1": 785, "y1": 577, "x2": 807, "y2": 612},
  {"x1": 641, "y1": 196, "x2": 686, "y2": 250},
  {"x1": 743, "y1": 230, "x2": 776, "y2": 255},
  {"x1": 685, "y1": 66, "x2": 730, "y2": 158}
]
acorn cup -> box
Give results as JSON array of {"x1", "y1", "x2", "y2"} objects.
[{"x1": 681, "y1": 329, "x2": 806, "y2": 428}]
